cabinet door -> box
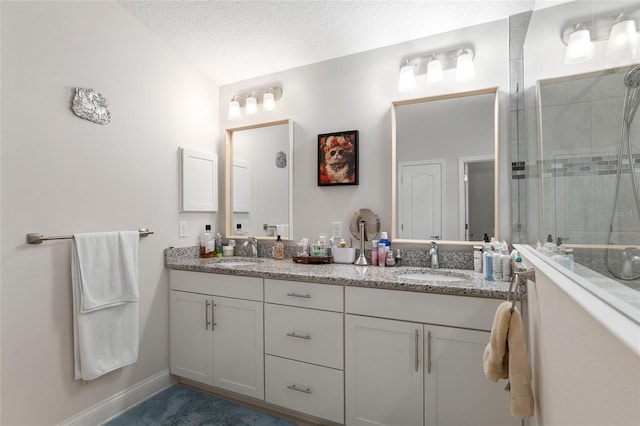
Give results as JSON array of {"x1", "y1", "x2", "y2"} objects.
[
  {"x1": 170, "y1": 291, "x2": 214, "y2": 385},
  {"x1": 345, "y1": 315, "x2": 423, "y2": 426},
  {"x1": 212, "y1": 296, "x2": 264, "y2": 400},
  {"x1": 425, "y1": 326, "x2": 520, "y2": 426}
]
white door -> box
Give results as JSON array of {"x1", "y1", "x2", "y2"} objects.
[
  {"x1": 212, "y1": 296, "x2": 265, "y2": 400},
  {"x1": 424, "y1": 326, "x2": 519, "y2": 426},
  {"x1": 399, "y1": 161, "x2": 443, "y2": 240},
  {"x1": 345, "y1": 315, "x2": 423, "y2": 426},
  {"x1": 169, "y1": 291, "x2": 214, "y2": 385}
]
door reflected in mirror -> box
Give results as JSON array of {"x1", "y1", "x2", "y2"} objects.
[
  {"x1": 225, "y1": 120, "x2": 293, "y2": 240},
  {"x1": 392, "y1": 87, "x2": 499, "y2": 243}
]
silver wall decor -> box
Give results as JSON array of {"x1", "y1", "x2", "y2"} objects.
[
  {"x1": 275, "y1": 151, "x2": 287, "y2": 168},
  {"x1": 71, "y1": 88, "x2": 111, "y2": 125}
]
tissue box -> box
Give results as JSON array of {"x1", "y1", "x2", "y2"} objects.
[{"x1": 332, "y1": 247, "x2": 356, "y2": 264}]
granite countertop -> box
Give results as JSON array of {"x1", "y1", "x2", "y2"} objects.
[{"x1": 165, "y1": 247, "x2": 517, "y2": 300}]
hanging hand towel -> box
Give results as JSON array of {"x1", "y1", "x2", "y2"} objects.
[
  {"x1": 72, "y1": 231, "x2": 139, "y2": 381},
  {"x1": 483, "y1": 301, "x2": 534, "y2": 419}
]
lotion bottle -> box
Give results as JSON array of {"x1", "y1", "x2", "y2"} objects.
[
  {"x1": 200, "y1": 225, "x2": 215, "y2": 258},
  {"x1": 483, "y1": 243, "x2": 493, "y2": 281}
]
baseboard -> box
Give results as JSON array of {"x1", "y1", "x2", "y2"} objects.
[{"x1": 60, "y1": 369, "x2": 175, "y2": 426}]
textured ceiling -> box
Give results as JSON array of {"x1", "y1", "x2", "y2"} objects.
[{"x1": 118, "y1": 0, "x2": 537, "y2": 86}]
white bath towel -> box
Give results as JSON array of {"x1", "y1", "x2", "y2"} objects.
[{"x1": 72, "y1": 231, "x2": 139, "y2": 381}]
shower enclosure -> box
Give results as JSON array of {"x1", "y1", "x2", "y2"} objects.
[{"x1": 532, "y1": 65, "x2": 639, "y2": 322}]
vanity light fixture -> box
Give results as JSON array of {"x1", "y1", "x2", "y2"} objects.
[
  {"x1": 398, "y1": 61, "x2": 416, "y2": 91},
  {"x1": 227, "y1": 86, "x2": 282, "y2": 120},
  {"x1": 562, "y1": 8, "x2": 639, "y2": 64},
  {"x1": 564, "y1": 26, "x2": 593, "y2": 64},
  {"x1": 245, "y1": 94, "x2": 258, "y2": 115},
  {"x1": 398, "y1": 47, "x2": 475, "y2": 91},
  {"x1": 455, "y1": 50, "x2": 476, "y2": 83}
]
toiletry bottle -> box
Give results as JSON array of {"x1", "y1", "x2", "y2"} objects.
[
  {"x1": 385, "y1": 251, "x2": 396, "y2": 266},
  {"x1": 377, "y1": 243, "x2": 386, "y2": 267},
  {"x1": 492, "y1": 243, "x2": 501, "y2": 281},
  {"x1": 500, "y1": 242, "x2": 511, "y2": 281},
  {"x1": 273, "y1": 235, "x2": 285, "y2": 260},
  {"x1": 200, "y1": 225, "x2": 215, "y2": 258},
  {"x1": 483, "y1": 243, "x2": 493, "y2": 281},
  {"x1": 473, "y1": 246, "x2": 483, "y2": 273},
  {"x1": 429, "y1": 241, "x2": 439, "y2": 269},
  {"x1": 371, "y1": 239, "x2": 379, "y2": 266},
  {"x1": 215, "y1": 232, "x2": 223, "y2": 257},
  {"x1": 378, "y1": 232, "x2": 391, "y2": 252}
]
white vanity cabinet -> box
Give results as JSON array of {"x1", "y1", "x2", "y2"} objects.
[
  {"x1": 345, "y1": 286, "x2": 520, "y2": 426},
  {"x1": 264, "y1": 279, "x2": 345, "y2": 424},
  {"x1": 169, "y1": 270, "x2": 264, "y2": 400}
]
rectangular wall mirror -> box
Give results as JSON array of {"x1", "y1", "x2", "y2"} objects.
[
  {"x1": 391, "y1": 87, "x2": 499, "y2": 243},
  {"x1": 225, "y1": 119, "x2": 293, "y2": 240}
]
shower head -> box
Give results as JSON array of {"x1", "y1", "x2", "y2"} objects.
[{"x1": 624, "y1": 64, "x2": 640, "y2": 88}]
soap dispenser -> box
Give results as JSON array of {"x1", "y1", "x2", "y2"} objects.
[
  {"x1": 430, "y1": 241, "x2": 439, "y2": 269},
  {"x1": 272, "y1": 235, "x2": 285, "y2": 260}
]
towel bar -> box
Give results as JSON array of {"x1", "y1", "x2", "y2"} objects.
[
  {"x1": 26, "y1": 228, "x2": 154, "y2": 245},
  {"x1": 507, "y1": 268, "x2": 536, "y2": 312}
]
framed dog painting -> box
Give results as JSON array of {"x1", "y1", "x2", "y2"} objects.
[{"x1": 317, "y1": 130, "x2": 359, "y2": 186}]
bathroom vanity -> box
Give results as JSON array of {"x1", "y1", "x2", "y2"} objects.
[{"x1": 166, "y1": 249, "x2": 521, "y2": 426}]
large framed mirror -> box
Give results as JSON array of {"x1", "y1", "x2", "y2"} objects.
[
  {"x1": 225, "y1": 119, "x2": 293, "y2": 240},
  {"x1": 391, "y1": 87, "x2": 499, "y2": 243}
]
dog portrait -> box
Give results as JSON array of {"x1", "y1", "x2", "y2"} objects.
[{"x1": 318, "y1": 130, "x2": 359, "y2": 186}]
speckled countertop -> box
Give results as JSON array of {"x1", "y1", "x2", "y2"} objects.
[{"x1": 165, "y1": 247, "x2": 517, "y2": 300}]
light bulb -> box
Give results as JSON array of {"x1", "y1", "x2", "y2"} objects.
[
  {"x1": 398, "y1": 63, "x2": 416, "y2": 92},
  {"x1": 263, "y1": 92, "x2": 276, "y2": 111},
  {"x1": 564, "y1": 29, "x2": 592, "y2": 64},
  {"x1": 228, "y1": 99, "x2": 241, "y2": 120},
  {"x1": 456, "y1": 52, "x2": 475, "y2": 83},
  {"x1": 606, "y1": 19, "x2": 638, "y2": 59},
  {"x1": 245, "y1": 95, "x2": 258, "y2": 115},
  {"x1": 426, "y1": 59, "x2": 443, "y2": 82}
]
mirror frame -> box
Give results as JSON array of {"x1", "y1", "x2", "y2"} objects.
[
  {"x1": 391, "y1": 87, "x2": 500, "y2": 245},
  {"x1": 225, "y1": 119, "x2": 294, "y2": 240}
]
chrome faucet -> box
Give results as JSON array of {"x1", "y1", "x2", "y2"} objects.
[
  {"x1": 243, "y1": 237, "x2": 258, "y2": 258},
  {"x1": 429, "y1": 241, "x2": 439, "y2": 269},
  {"x1": 622, "y1": 247, "x2": 640, "y2": 279}
]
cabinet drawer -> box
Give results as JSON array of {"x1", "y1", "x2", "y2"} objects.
[
  {"x1": 265, "y1": 304, "x2": 343, "y2": 369},
  {"x1": 265, "y1": 355, "x2": 344, "y2": 424},
  {"x1": 170, "y1": 270, "x2": 263, "y2": 301},
  {"x1": 264, "y1": 279, "x2": 342, "y2": 311},
  {"x1": 345, "y1": 286, "x2": 504, "y2": 331}
]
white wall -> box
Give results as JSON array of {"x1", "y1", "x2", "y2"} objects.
[
  {"x1": 218, "y1": 19, "x2": 511, "y2": 244},
  {"x1": 518, "y1": 245, "x2": 640, "y2": 426},
  {"x1": 0, "y1": 2, "x2": 218, "y2": 424}
]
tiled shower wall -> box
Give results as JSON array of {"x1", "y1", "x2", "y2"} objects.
[{"x1": 516, "y1": 68, "x2": 640, "y2": 246}]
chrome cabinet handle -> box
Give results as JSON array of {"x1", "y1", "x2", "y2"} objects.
[
  {"x1": 415, "y1": 329, "x2": 420, "y2": 372},
  {"x1": 287, "y1": 384, "x2": 312, "y2": 394},
  {"x1": 286, "y1": 292, "x2": 311, "y2": 299},
  {"x1": 211, "y1": 301, "x2": 217, "y2": 331},
  {"x1": 286, "y1": 332, "x2": 311, "y2": 340},
  {"x1": 427, "y1": 330, "x2": 432, "y2": 375},
  {"x1": 205, "y1": 300, "x2": 211, "y2": 330}
]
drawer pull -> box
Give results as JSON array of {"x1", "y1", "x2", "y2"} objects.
[
  {"x1": 287, "y1": 384, "x2": 312, "y2": 394},
  {"x1": 286, "y1": 332, "x2": 311, "y2": 340},
  {"x1": 286, "y1": 292, "x2": 311, "y2": 299}
]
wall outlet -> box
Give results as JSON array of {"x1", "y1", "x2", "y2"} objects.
[
  {"x1": 179, "y1": 221, "x2": 188, "y2": 238},
  {"x1": 331, "y1": 221, "x2": 342, "y2": 238}
]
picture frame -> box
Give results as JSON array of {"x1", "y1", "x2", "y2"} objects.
[{"x1": 317, "y1": 130, "x2": 359, "y2": 186}]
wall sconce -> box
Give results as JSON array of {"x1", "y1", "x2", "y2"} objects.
[
  {"x1": 227, "y1": 86, "x2": 282, "y2": 120},
  {"x1": 398, "y1": 48, "x2": 475, "y2": 92},
  {"x1": 562, "y1": 9, "x2": 639, "y2": 64}
]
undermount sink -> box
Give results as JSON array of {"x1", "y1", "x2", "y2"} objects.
[
  {"x1": 394, "y1": 269, "x2": 471, "y2": 283},
  {"x1": 213, "y1": 257, "x2": 263, "y2": 267}
]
